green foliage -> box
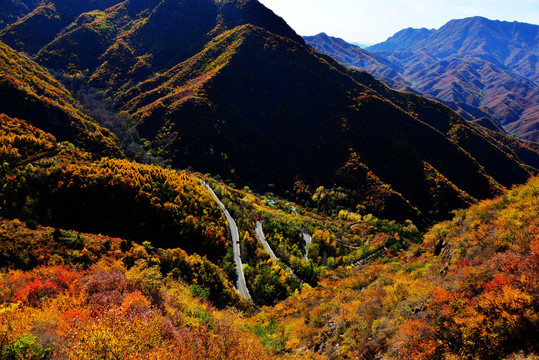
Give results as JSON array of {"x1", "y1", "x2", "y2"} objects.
[
  {"x1": 244, "y1": 260, "x2": 300, "y2": 306},
  {"x1": 24, "y1": 219, "x2": 38, "y2": 230},
  {"x1": 190, "y1": 284, "x2": 210, "y2": 300},
  {"x1": 3, "y1": 334, "x2": 50, "y2": 360}
]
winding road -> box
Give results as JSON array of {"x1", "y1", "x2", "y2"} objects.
[
  {"x1": 300, "y1": 230, "x2": 312, "y2": 260},
  {"x1": 254, "y1": 221, "x2": 299, "y2": 279},
  {"x1": 201, "y1": 180, "x2": 251, "y2": 299},
  {"x1": 352, "y1": 247, "x2": 388, "y2": 267},
  {"x1": 254, "y1": 221, "x2": 280, "y2": 261}
]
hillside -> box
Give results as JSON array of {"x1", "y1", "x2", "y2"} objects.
[
  {"x1": 255, "y1": 175, "x2": 539, "y2": 359},
  {"x1": 306, "y1": 17, "x2": 539, "y2": 142},
  {"x1": 0, "y1": 1, "x2": 538, "y2": 358},
  {"x1": 1, "y1": 2, "x2": 537, "y2": 222},
  {"x1": 0, "y1": 39, "x2": 121, "y2": 156},
  {"x1": 0, "y1": 218, "x2": 284, "y2": 359},
  {"x1": 0, "y1": 0, "x2": 40, "y2": 30},
  {"x1": 0, "y1": 0, "x2": 302, "y2": 84},
  {"x1": 1, "y1": 112, "x2": 536, "y2": 357},
  {"x1": 0, "y1": 113, "x2": 251, "y2": 305},
  {"x1": 118, "y1": 23, "x2": 539, "y2": 221},
  {"x1": 0, "y1": 0, "x2": 121, "y2": 54}
]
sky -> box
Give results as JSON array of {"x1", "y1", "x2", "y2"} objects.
[{"x1": 258, "y1": 0, "x2": 539, "y2": 45}]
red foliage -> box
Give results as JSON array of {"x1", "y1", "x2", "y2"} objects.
[
  {"x1": 483, "y1": 273, "x2": 512, "y2": 293},
  {"x1": 85, "y1": 269, "x2": 127, "y2": 310},
  {"x1": 13, "y1": 278, "x2": 59, "y2": 305}
]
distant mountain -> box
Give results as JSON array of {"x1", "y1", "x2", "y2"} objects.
[
  {"x1": 349, "y1": 41, "x2": 370, "y2": 48},
  {"x1": 367, "y1": 27, "x2": 434, "y2": 52},
  {"x1": 2, "y1": 3, "x2": 539, "y2": 222},
  {"x1": 306, "y1": 17, "x2": 539, "y2": 142},
  {"x1": 0, "y1": 0, "x2": 41, "y2": 29},
  {"x1": 304, "y1": 33, "x2": 407, "y2": 85}
]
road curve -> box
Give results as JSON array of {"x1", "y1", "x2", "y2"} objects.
[
  {"x1": 201, "y1": 180, "x2": 251, "y2": 299},
  {"x1": 254, "y1": 221, "x2": 299, "y2": 279},
  {"x1": 300, "y1": 230, "x2": 312, "y2": 260},
  {"x1": 352, "y1": 247, "x2": 388, "y2": 267},
  {"x1": 254, "y1": 221, "x2": 279, "y2": 261}
]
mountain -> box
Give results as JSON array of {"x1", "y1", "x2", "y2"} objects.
[
  {"x1": 368, "y1": 17, "x2": 539, "y2": 66},
  {"x1": 0, "y1": 0, "x2": 40, "y2": 29},
  {"x1": 1, "y1": 0, "x2": 302, "y2": 83},
  {"x1": 118, "y1": 23, "x2": 538, "y2": 221},
  {"x1": 0, "y1": 39, "x2": 121, "y2": 155},
  {"x1": 0, "y1": 1, "x2": 538, "y2": 359},
  {"x1": 0, "y1": 0, "x2": 122, "y2": 54},
  {"x1": 304, "y1": 32, "x2": 497, "y2": 120},
  {"x1": 2, "y1": 2, "x2": 538, "y2": 223},
  {"x1": 303, "y1": 33, "x2": 406, "y2": 85},
  {"x1": 367, "y1": 26, "x2": 434, "y2": 52},
  {"x1": 306, "y1": 17, "x2": 539, "y2": 142}
]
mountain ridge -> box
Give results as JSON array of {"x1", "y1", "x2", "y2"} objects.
[
  {"x1": 2, "y1": 3, "x2": 538, "y2": 223},
  {"x1": 0, "y1": 2, "x2": 538, "y2": 359},
  {"x1": 305, "y1": 17, "x2": 539, "y2": 142}
]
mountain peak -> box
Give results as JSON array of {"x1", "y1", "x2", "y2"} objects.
[
  {"x1": 367, "y1": 27, "x2": 434, "y2": 52},
  {"x1": 329, "y1": 16, "x2": 539, "y2": 142}
]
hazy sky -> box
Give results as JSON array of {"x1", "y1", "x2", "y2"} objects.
[{"x1": 258, "y1": 0, "x2": 539, "y2": 45}]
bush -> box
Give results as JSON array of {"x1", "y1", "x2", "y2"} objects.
[
  {"x1": 25, "y1": 219, "x2": 38, "y2": 230},
  {"x1": 190, "y1": 284, "x2": 210, "y2": 299},
  {"x1": 3, "y1": 334, "x2": 50, "y2": 360}
]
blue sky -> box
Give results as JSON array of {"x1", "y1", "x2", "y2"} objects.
[{"x1": 258, "y1": 0, "x2": 539, "y2": 45}]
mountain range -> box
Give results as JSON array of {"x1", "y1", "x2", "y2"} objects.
[
  {"x1": 305, "y1": 17, "x2": 539, "y2": 142},
  {"x1": 0, "y1": 1, "x2": 538, "y2": 358},
  {"x1": 2, "y1": 3, "x2": 538, "y2": 223}
]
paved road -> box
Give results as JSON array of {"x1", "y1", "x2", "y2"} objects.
[
  {"x1": 336, "y1": 239, "x2": 362, "y2": 249},
  {"x1": 254, "y1": 221, "x2": 299, "y2": 279},
  {"x1": 254, "y1": 221, "x2": 279, "y2": 261},
  {"x1": 300, "y1": 230, "x2": 311, "y2": 260},
  {"x1": 201, "y1": 180, "x2": 251, "y2": 299},
  {"x1": 352, "y1": 247, "x2": 388, "y2": 267}
]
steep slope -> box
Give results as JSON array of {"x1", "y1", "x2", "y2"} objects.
[
  {"x1": 0, "y1": 40, "x2": 121, "y2": 156},
  {"x1": 346, "y1": 70, "x2": 539, "y2": 183},
  {"x1": 0, "y1": 0, "x2": 121, "y2": 54},
  {"x1": 255, "y1": 175, "x2": 539, "y2": 359},
  {"x1": 0, "y1": 114, "x2": 235, "y2": 269},
  {"x1": 312, "y1": 17, "x2": 539, "y2": 142},
  {"x1": 3, "y1": 1, "x2": 538, "y2": 221},
  {"x1": 116, "y1": 24, "x2": 539, "y2": 221},
  {"x1": 0, "y1": 0, "x2": 40, "y2": 30},
  {"x1": 4, "y1": 0, "x2": 302, "y2": 91}
]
